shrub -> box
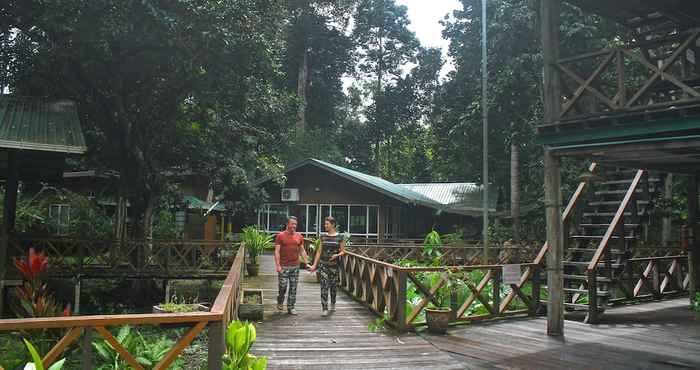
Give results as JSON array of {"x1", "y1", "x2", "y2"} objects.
[
  {"x1": 222, "y1": 321, "x2": 267, "y2": 370},
  {"x1": 241, "y1": 227, "x2": 273, "y2": 265}
]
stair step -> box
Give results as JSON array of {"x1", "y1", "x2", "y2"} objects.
[
  {"x1": 568, "y1": 248, "x2": 625, "y2": 255},
  {"x1": 600, "y1": 178, "x2": 660, "y2": 186},
  {"x1": 580, "y1": 223, "x2": 640, "y2": 228},
  {"x1": 583, "y1": 212, "x2": 635, "y2": 217},
  {"x1": 571, "y1": 235, "x2": 637, "y2": 240},
  {"x1": 594, "y1": 189, "x2": 651, "y2": 195},
  {"x1": 588, "y1": 200, "x2": 649, "y2": 207},
  {"x1": 564, "y1": 261, "x2": 623, "y2": 268},
  {"x1": 564, "y1": 274, "x2": 613, "y2": 282},
  {"x1": 563, "y1": 288, "x2": 611, "y2": 296}
]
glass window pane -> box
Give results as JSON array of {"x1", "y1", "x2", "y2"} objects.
[
  {"x1": 331, "y1": 205, "x2": 349, "y2": 233},
  {"x1": 290, "y1": 205, "x2": 306, "y2": 233},
  {"x1": 350, "y1": 206, "x2": 367, "y2": 234},
  {"x1": 368, "y1": 206, "x2": 378, "y2": 234},
  {"x1": 308, "y1": 205, "x2": 318, "y2": 234},
  {"x1": 321, "y1": 205, "x2": 331, "y2": 218},
  {"x1": 268, "y1": 204, "x2": 288, "y2": 232}
]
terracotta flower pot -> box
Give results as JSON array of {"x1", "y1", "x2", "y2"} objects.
[{"x1": 425, "y1": 308, "x2": 452, "y2": 334}]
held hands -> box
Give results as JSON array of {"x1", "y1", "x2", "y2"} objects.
[{"x1": 308, "y1": 264, "x2": 317, "y2": 273}]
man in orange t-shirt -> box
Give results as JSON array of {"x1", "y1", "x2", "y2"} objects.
[{"x1": 275, "y1": 216, "x2": 310, "y2": 315}]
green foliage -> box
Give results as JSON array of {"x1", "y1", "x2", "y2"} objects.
[
  {"x1": 23, "y1": 338, "x2": 66, "y2": 370},
  {"x1": 422, "y1": 230, "x2": 443, "y2": 260},
  {"x1": 242, "y1": 227, "x2": 274, "y2": 265},
  {"x1": 223, "y1": 321, "x2": 267, "y2": 370},
  {"x1": 367, "y1": 310, "x2": 390, "y2": 332},
  {"x1": 692, "y1": 293, "x2": 700, "y2": 313},
  {"x1": 92, "y1": 326, "x2": 181, "y2": 370},
  {"x1": 153, "y1": 211, "x2": 181, "y2": 240}
]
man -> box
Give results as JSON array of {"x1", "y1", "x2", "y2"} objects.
[{"x1": 275, "y1": 216, "x2": 310, "y2": 315}]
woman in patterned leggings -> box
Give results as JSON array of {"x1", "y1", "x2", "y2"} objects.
[{"x1": 310, "y1": 216, "x2": 346, "y2": 317}]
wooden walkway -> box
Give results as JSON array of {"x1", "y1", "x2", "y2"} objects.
[
  {"x1": 245, "y1": 254, "x2": 464, "y2": 370},
  {"x1": 247, "y1": 255, "x2": 699, "y2": 370},
  {"x1": 424, "y1": 298, "x2": 700, "y2": 370}
]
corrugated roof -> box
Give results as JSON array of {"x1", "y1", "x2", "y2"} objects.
[
  {"x1": 399, "y1": 183, "x2": 496, "y2": 214},
  {"x1": 0, "y1": 96, "x2": 87, "y2": 154},
  {"x1": 258, "y1": 159, "x2": 494, "y2": 215},
  {"x1": 565, "y1": 0, "x2": 700, "y2": 30},
  {"x1": 184, "y1": 195, "x2": 225, "y2": 212}
]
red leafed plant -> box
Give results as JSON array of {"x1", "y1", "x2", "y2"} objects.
[{"x1": 12, "y1": 248, "x2": 70, "y2": 318}]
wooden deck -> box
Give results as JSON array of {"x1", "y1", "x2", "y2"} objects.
[
  {"x1": 424, "y1": 298, "x2": 700, "y2": 370},
  {"x1": 247, "y1": 255, "x2": 698, "y2": 370},
  {"x1": 245, "y1": 254, "x2": 464, "y2": 370}
]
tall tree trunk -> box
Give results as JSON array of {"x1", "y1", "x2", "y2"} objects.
[
  {"x1": 114, "y1": 179, "x2": 128, "y2": 242},
  {"x1": 374, "y1": 0, "x2": 384, "y2": 176},
  {"x1": 510, "y1": 140, "x2": 521, "y2": 242},
  {"x1": 296, "y1": 48, "x2": 308, "y2": 132}
]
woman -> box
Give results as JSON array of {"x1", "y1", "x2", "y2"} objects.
[{"x1": 310, "y1": 216, "x2": 345, "y2": 317}]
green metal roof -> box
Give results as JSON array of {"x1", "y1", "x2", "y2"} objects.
[
  {"x1": 0, "y1": 96, "x2": 87, "y2": 154},
  {"x1": 399, "y1": 183, "x2": 496, "y2": 214},
  {"x1": 184, "y1": 195, "x2": 225, "y2": 212},
  {"x1": 260, "y1": 158, "x2": 492, "y2": 216}
]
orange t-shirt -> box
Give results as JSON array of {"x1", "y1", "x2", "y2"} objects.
[{"x1": 276, "y1": 231, "x2": 304, "y2": 267}]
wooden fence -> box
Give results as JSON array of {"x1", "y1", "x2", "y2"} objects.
[
  {"x1": 6, "y1": 237, "x2": 237, "y2": 278},
  {"x1": 339, "y1": 249, "x2": 544, "y2": 332},
  {"x1": 0, "y1": 245, "x2": 245, "y2": 370}
]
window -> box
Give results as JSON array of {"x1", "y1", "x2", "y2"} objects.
[
  {"x1": 331, "y1": 206, "x2": 349, "y2": 233},
  {"x1": 368, "y1": 206, "x2": 378, "y2": 235},
  {"x1": 257, "y1": 204, "x2": 319, "y2": 236},
  {"x1": 307, "y1": 205, "x2": 319, "y2": 234},
  {"x1": 268, "y1": 204, "x2": 288, "y2": 232},
  {"x1": 349, "y1": 206, "x2": 367, "y2": 234},
  {"x1": 49, "y1": 204, "x2": 71, "y2": 235}
]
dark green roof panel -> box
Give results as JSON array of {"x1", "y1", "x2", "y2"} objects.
[{"x1": 0, "y1": 96, "x2": 87, "y2": 154}]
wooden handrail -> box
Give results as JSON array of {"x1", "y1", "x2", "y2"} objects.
[
  {"x1": 0, "y1": 244, "x2": 247, "y2": 369},
  {"x1": 587, "y1": 169, "x2": 645, "y2": 271}
]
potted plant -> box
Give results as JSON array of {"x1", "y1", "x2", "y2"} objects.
[
  {"x1": 242, "y1": 226, "x2": 273, "y2": 277},
  {"x1": 239, "y1": 288, "x2": 264, "y2": 321},
  {"x1": 425, "y1": 268, "x2": 463, "y2": 334}
]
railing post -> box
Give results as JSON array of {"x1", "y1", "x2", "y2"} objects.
[
  {"x1": 492, "y1": 267, "x2": 501, "y2": 316},
  {"x1": 208, "y1": 321, "x2": 225, "y2": 370},
  {"x1": 395, "y1": 269, "x2": 407, "y2": 333},
  {"x1": 587, "y1": 269, "x2": 598, "y2": 324},
  {"x1": 82, "y1": 328, "x2": 93, "y2": 370},
  {"x1": 530, "y1": 265, "x2": 542, "y2": 316},
  {"x1": 652, "y1": 260, "x2": 661, "y2": 298}
]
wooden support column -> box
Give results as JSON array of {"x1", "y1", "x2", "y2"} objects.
[
  {"x1": 207, "y1": 321, "x2": 225, "y2": 370},
  {"x1": 688, "y1": 175, "x2": 699, "y2": 304},
  {"x1": 541, "y1": 0, "x2": 563, "y2": 337},
  {"x1": 0, "y1": 150, "x2": 18, "y2": 317}
]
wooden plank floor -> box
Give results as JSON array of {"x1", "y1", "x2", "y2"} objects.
[
  {"x1": 245, "y1": 254, "x2": 464, "y2": 370},
  {"x1": 423, "y1": 298, "x2": 700, "y2": 370}
]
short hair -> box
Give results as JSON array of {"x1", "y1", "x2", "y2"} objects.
[
  {"x1": 324, "y1": 216, "x2": 337, "y2": 227},
  {"x1": 286, "y1": 216, "x2": 298, "y2": 224}
]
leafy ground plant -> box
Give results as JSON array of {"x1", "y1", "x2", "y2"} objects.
[
  {"x1": 692, "y1": 293, "x2": 700, "y2": 313},
  {"x1": 23, "y1": 338, "x2": 65, "y2": 370},
  {"x1": 223, "y1": 321, "x2": 267, "y2": 370},
  {"x1": 92, "y1": 326, "x2": 182, "y2": 369}
]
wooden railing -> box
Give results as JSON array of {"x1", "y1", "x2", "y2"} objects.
[
  {"x1": 627, "y1": 255, "x2": 689, "y2": 299},
  {"x1": 0, "y1": 245, "x2": 246, "y2": 370},
  {"x1": 339, "y1": 250, "x2": 544, "y2": 332},
  {"x1": 6, "y1": 237, "x2": 238, "y2": 278},
  {"x1": 549, "y1": 29, "x2": 700, "y2": 127},
  {"x1": 350, "y1": 242, "x2": 542, "y2": 265}
]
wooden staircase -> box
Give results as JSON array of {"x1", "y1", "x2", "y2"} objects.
[{"x1": 561, "y1": 166, "x2": 663, "y2": 323}]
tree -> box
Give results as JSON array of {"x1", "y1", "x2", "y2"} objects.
[
  {"x1": 352, "y1": 0, "x2": 420, "y2": 175},
  {"x1": 3, "y1": 0, "x2": 294, "y2": 238}
]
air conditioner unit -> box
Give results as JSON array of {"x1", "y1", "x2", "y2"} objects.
[{"x1": 281, "y1": 188, "x2": 300, "y2": 202}]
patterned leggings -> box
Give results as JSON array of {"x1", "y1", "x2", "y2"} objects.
[
  {"x1": 278, "y1": 266, "x2": 299, "y2": 309},
  {"x1": 319, "y1": 264, "x2": 339, "y2": 310}
]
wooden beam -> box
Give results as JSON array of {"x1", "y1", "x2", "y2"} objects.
[
  {"x1": 542, "y1": 0, "x2": 564, "y2": 337},
  {"x1": 42, "y1": 327, "x2": 83, "y2": 367},
  {"x1": 154, "y1": 321, "x2": 207, "y2": 370},
  {"x1": 688, "y1": 175, "x2": 699, "y2": 305},
  {"x1": 95, "y1": 326, "x2": 145, "y2": 370}
]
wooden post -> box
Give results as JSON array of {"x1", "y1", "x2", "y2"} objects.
[
  {"x1": 0, "y1": 150, "x2": 18, "y2": 316},
  {"x1": 542, "y1": 0, "x2": 564, "y2": 337},
  {"x1": 530, "y1": 265, "x2": 542, "y2": 316},
  {"x1": 662, "y1": 174, "x2": 674, "y2": 248},
  {"x1": 586, "y1": 269, "x2": 598, "y2": 324},
  {"x1": 395, "y1": 270, "x2": 408, "y2": 332},
  {"x1": 687, "y1": 175, "x2": 699, "y2": 304},
  {"x1": 164, "y1": 279, "x2": 171, "y2": 303},
  {"x1": 82, "y1": 328, "x2": 93, "y2": 370},
  {"x1": 492, "y1": 267, "x2": 501, "y2": 316},
  {"x1": 208, "y1": 321, "x2": 225, "y2": 370},
  {"x1": 74, "y1": 278, "x2": 81, "y2": 314}
]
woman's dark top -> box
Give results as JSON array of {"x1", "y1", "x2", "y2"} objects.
[{"x1": 320, "y1": 234, "x2": 342, "y2": 266}]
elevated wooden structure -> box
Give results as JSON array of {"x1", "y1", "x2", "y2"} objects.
[{"x1": 539, "y1": 0, "x2": 700, "y2": 334}]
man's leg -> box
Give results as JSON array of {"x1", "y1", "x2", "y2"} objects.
[
  {"x1": 287, "y1": 267, "x2": 300, "y2": 312},
  {"x1": 320, "y1": 265, "x2": 330, "y2": 311},
  {"x1": 277, "y1": 268, "x2": 289, "y2": 309}
]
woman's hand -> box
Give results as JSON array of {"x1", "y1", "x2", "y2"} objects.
[
  {"x1": 309, "y1": 264, "x2": 317, "y2": 272},
  {"x1": 329, "y1": 253, "x2": 341, "y2": 261}
]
